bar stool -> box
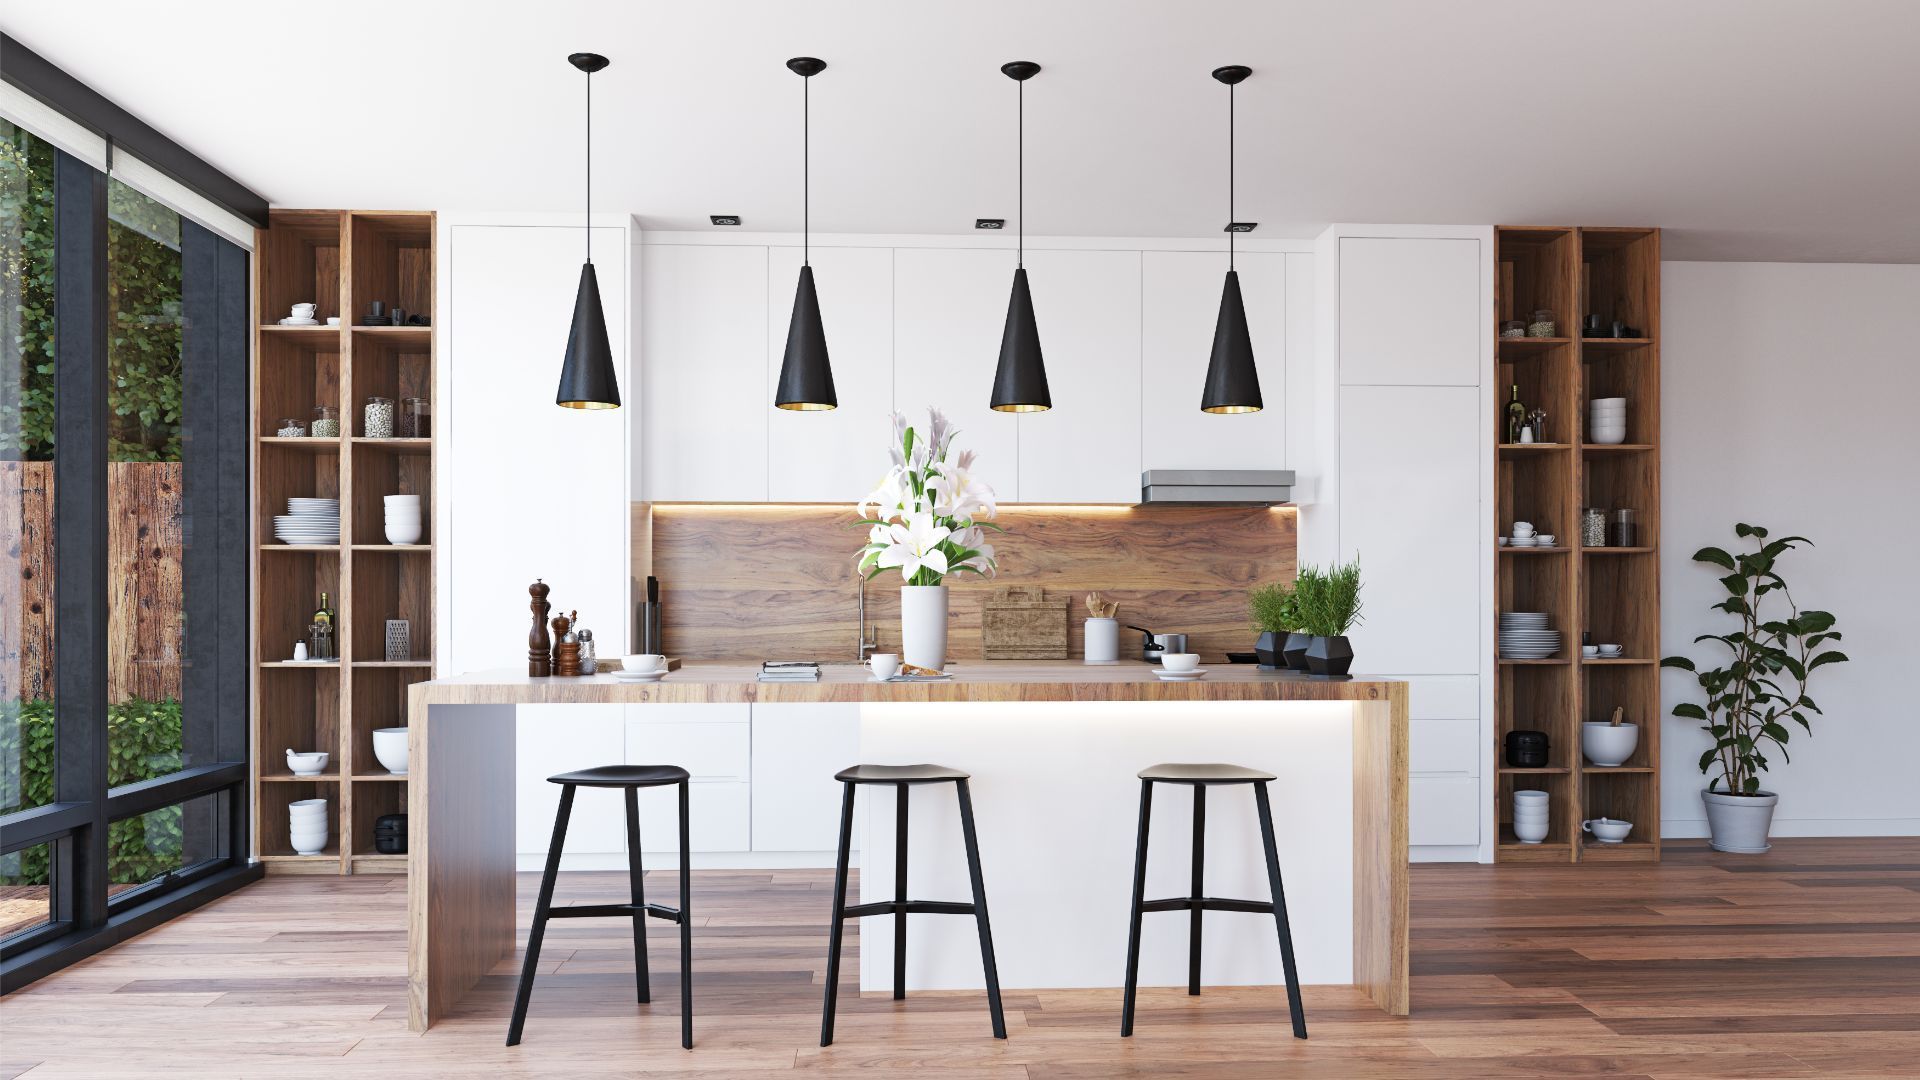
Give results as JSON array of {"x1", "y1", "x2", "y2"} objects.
[
  {"x1": 1120, "y1": 763, "x2": 1306, "y2": 1040},
  {"x1": 820, "y1": 764, "x2": 1006, "y2": 1046},
  {"x1": 507, "y1": 764, "x2": 693, "y2": 1050}
]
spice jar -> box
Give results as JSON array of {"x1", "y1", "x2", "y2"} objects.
[
  {"x1": 1527, "y1": 309, "x2": 1557, "y2": 337},
  {"x1": 364, "y1": 396, "x2": 395, "y2": 439},
  {"x1": 400, "y1": 396, "x2": 431, "y2": 439},
  {"x1": 310, "y1": 405, "x2": 340, "y2": 438},
  {"x1": 1582, "y1": 508, "x2": 1607, "y2": 548},
  {"x1": 277, "y1": 417, "x2": 307, "y2": 438},
  {"x1": 1500, "y1": 319, "x2": 1527, "y2": 339}
]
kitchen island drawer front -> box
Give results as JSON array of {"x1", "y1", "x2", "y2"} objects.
[
  {"x1": 633, "y1": 780, "x2": 751, "y2": 854},
  {"x1": 1411, "y1": 717, "x2": 1480, "y2": 776},
  {"x1": 751, "y1": 703, "x2": 861, "y2": 852},
  {"x1": 1410, "y1": 776, "x2": 1480, "y2": 847},
  {"x1": 624, "y1": 714, "x2": 750, "y2": 780}
]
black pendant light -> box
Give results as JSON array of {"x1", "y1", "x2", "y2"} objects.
[
  {"x1": 556, "y1": 52, "x2": 621, "y2": 410},
  {"x1": 774, "y1": 57, "x2": 837, "y2": 411},
  {"x1": 990, "y1": 61, "x2": 1050, "y2": 413},
  {"x1": 1200, "y1": 64, "x2": 1262, "y2": 415}
]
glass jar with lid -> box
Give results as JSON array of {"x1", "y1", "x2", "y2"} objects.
[
  {"x1": 400, "y1": 396, "x2": 431, "y2": 439},
  {"x1": 364, "y1": 396, "x2": 395, "y2": 439},
  {"x1": 1527, "y1": 309, "x2": 1557, "y2": 337},
  {"x1": 309, "y1": 404, "x2": 340, "y2": 438}
]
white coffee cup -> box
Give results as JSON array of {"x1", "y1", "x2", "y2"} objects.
[
  {"x1": 1512, "y1": 522, "x2": 1536, "y2": 537},
  {"x1": 624, "y1": 654, "x2": 666, "y2": 674},
  {"x1": 1599, "y1": 643, "x2": 1623, "y2": 655},
  {"x1": 869, "y1": 652, "x2": 901, "y2": 680},
  {"x1": 291, "y1": 303, "x2": 316, "y2": 317},
  {"x1": 1160, "y1": 652, "x2": 1201, "y2": 673}
]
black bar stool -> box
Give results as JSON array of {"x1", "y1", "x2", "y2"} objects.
[
  {"x1": 507, "y1": 764, "x2": 693, "y2": 1050},
  {"x1": 820, "y1": 764, "x2": 1006, "y2": 1046},
  {"x1": 1120, "y1": 763, "x2": 1306, "y2": 1040}
]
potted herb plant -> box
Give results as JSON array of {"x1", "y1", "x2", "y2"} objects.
[
  {"x1": 1662, "y1": 523, "x2": 1847, "y2": 853},
  {"x1": 856, "y1": 409, "x2": 1001, "y2": 671},
  {"x1": 1248, "y1": 581, "x2": 1308, "y2": 671},
  {"x1": 1295, "y1": 558, "x2": 1363, "y2": 678}
]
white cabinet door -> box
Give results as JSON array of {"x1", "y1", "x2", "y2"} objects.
[
  {"x1": 624, "y1": 712, "x2": 751, "y2": 781},
  {"x1": 1338, "y1": 385, "x2": 1480, "y2": 674},
  {"x1": 641, "y1": 244, "x2": 769, "y2": 502},
  {"x1": 1140, "y1": 250, "x2": 1288, "y2": 470},
  {"x1": 1410, "y1": 717, "x2": 1481, "y2": 776},
  {"x1": 767, "y1": 246, "x2": 895, "y2": 502},
  {"x1": 631, "y1": 782, "x2": 752, "y2": 855},
  {"x1": 515, "y1": 704, "x2": 628, "y2": 857},
  {"x1": 1015, "y1": 250, "x2": 1143, "y2": 503},
  {"x1": 1409, "y1": 776, "x2": 1480, "y2": 847},
  {"x1": 893, "y1": 247, "x2": 1021, "y2": 499},
  {"x1": 447, "y1": 224, "x2": 628, "y2": 669},
  {"x1": 752, "y1": 703, "x2": 860, "y2": 852},
  {"x1": 1338, "y1": 237, "x2": 1481, "y2": 387}
]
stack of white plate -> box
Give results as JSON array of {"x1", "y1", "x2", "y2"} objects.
[
  {"x1": 1589, "y1": 397, "x2": 1627, "y2": 444},
  {"x1": 385, "y1": 494, "x2": 422, "y2": 544},
  {"x1": 289, "y1": 798, "x2": 329, "y2": 855},
  {"x1": 274, "y1": 497, "x2": 339, "y2": 544},
  {"x1": 1498, "y1": 612, "x2": 1562, "y2": 658}
]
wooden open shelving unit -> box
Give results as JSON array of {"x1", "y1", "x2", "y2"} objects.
[
  {"x1": 1493, "y1": 226, "x2": 1661, "y2": 863},
  {"x1": 251, "y1": 210, "x2": 435, "y2": 875}
]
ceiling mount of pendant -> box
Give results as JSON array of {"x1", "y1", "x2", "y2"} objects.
[
  {"x1": 569, "y1": 52, "x2": 610, "y2": 74},
  {"x1": 1001, "y1": 60, "x2": 1041, "y2": 81},
  {"x1": 787, "y1": 56, "x2": 826, "y2": 78},
  {"x1": 1211, "y1": 64, "x2": 1251, "y2": 86}
]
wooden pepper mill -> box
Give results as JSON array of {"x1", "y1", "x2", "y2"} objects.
[
  {"x1": 528, "y1": 580, "x2": 552, "y2": 677},
  {"x1": 552, "y1": 610, "x2": 582, "y2": 676}
]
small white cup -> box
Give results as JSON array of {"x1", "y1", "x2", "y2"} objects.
[
  {"x1": 624, "y1": 654, "x2": 666, "y2": 674},
  {"x1": 1512, "y1": 522, "x2": 1536, "y2": 537},
  {"x1": 1582, "y1": 645, "x2": 1599, "y2": 657},
  {"x1": 1537, "y1": 534, "x2": 1557, "y2": 546},
  {"x1": 291, "y1": 303, "x2": 316, "y2": 317},
  {"x1": 869, "y1": 652, "x2": 901, "y2": 680},
  {"x1": 1599, "y1": 643, "x2": 1623, "y2": 655},
  {"x1": 325, "y1": 316, "x2": 341, "y2": 327},
  {"x1": 1160, "y1": 652, "x2": 1201, "y2": 673}
]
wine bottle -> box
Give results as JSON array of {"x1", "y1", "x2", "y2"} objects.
[
  {"x1": 1506, "y1": 384, "x2": 1526, "y2": 444},
  {"x1": 313, "y1": 591, "x2": 335, "y2": 627}
]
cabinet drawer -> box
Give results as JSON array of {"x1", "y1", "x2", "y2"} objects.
[
  {"x1": 625, "y1": 718, "x2": 750, "y2": 780},
  {"x1": 1409, "y1": 776, "x2": 1480, "y2": 847},
  {"x1": 632, "y1": 781, "x2": 751, "y2": 853},
  {"x1": 1411, "y1": 717, "x2": 1480, "y2": 776}
]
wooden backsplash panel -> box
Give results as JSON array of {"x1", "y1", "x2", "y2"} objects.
[{"x1": 637, "y1": 504, "x2": 1296, "y2": 663}]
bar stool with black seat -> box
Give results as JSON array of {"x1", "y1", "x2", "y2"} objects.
[
  {"x1": 820, "y1": 764, "x2": 1006, "y2": 1046},
  {"x1": 506, "y1": 764, "x2": 693, "y2": 1050},
  {"x1": 1120, "y1": 763, "x2": 1307, "y2": 1040}
]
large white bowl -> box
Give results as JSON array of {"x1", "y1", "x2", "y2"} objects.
[
  {"x1": 1582, "y1": 722, "x2": 1640, "y2": 767},
  {"x1": 1582, "y1": 817, "x2": 1633, "y2": 843},
  {"x1": 385, "y1": 520, "x2": 424, "y2": 545},
  {"x1": 1590, "y1": 430, "x2": 1628, "y2": 445},
  {"x1": 1588, "y1": 397, "x2": 1626, "y2": 408},
  {"x1": 372, "y1": 726, "x2": 410, "y2": 775},
  {"x1": 1512, "y1": 818, "x2": 1549, "y2": 843}
]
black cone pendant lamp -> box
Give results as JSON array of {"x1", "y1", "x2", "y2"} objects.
[
  {"x1": 1200, "y1": 64, "x2": 1262, "y2": 415},
  {"x1": 556, "y1": 52, "x2": 621, "y2": 410},
  {"x1": 990, "y1": 61, "x2": 1050, "y2": 413},
  {"x1": 774, "y1": 57, "x2": 837, "y2": 411}
]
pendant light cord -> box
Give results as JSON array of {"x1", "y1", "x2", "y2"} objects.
[
  {"x1": 803, "y1": 74, "x2": 810, "y2": 267},
  {"x1": 1228, "y1": 80, "x2": 1235, "y2": 272},
  {"x1": 1017, "y1": 76, "x2": 1024, "y2": 269},
  {"x1": 585, "y1": 67, "x2": 593, "y2": 265}
]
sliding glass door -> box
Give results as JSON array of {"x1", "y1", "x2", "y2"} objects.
[{"x1": 1, "y1": 120, "x2": 256, "y2": 987}]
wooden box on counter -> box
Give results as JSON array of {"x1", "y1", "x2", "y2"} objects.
[{"x1": 982, "y1": 586, "x2": 1069, "y2": 659}]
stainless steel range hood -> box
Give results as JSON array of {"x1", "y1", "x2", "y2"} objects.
[{"x1": 1138, "y1": 469, "x2": 1295, "y2": 506}]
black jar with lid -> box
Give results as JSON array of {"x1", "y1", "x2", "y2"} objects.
[
  {"x1": 1504, "y1": 730, "x2": 1550, "y2": 769},
  {"x1": 374, "y1": 813, "x2": 408, "y2": 855}
]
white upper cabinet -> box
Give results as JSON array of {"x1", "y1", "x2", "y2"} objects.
[
  {"x1": 641, "y1": 244, "x2": 770, "y2": 502},
  {"x1": 892, "y1": 247, "x2": 1022, "y2": 499},
  {"x1": 1015, "y1": 249, "x2": 1143, "y2": 503},
  {"x1": 1338, "y1": 384, "x2": 1481, "y2": 674},
  {"x1": 767, "y1": 246, "x2": 895, "y2": 502},
  {"x1": 1337, "y1": 237, "x2": 1481, "y2": 386},
  {"x1": 1140, "y1": 250, "x2": 1288, "y2": 470}
]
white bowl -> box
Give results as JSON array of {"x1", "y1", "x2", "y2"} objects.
[
  {"x1": 1590, "y1": 431, "x2": 1627, "y2": 446},
  {"x1": 285, "y1": 749, "x2": 330, "y2": 776},
  {"x1": 1512, "y1": 818, "x2": 1549, "y2": 843},
  {"x1": 372, "y1": 727, "x2": 410, "y2": 775},
  {"x1": 385, "y1": 521, "x2": 424, "y2": 545},
  {"x1": 383, "y1": 493, "x2": 421, "y2": 503},
  {"x1": 289, "y1": 798, "x2": 329, "y2": 812},
  {"x1": 1512, "y1": 804, "x2": 1549, "y2": 817},
  {"x1": 1582, "y1": 817, "x2": 1633, "y2": 842},
  {"x1": 1160, "y1": 652, "x2": 1202, "y2": 673},
  {"x1": 1512, "y1": 790, "x2": 1549, "y2": 803},
  {"x1": 1589, "y1": 397, "x2": 1626, "y2": 408},
  {"x1": 1582, "y1": 722, "x2": 1640, "y2": 767}
]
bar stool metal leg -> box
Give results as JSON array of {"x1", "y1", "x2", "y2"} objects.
[
  {"x1": 820, "y1": 780, "x2": 856, "y2": 1047},
  {"x1": 894, "y1": 781, "x2": 909, "y2": 999},
  {"x1": 1189, "y1": 784, "x2": 1206, "y2": 996},
  {"x1": 507, "y1": 784, "x2": 574, "y2": 1046},
  {"x1": 1253, "y1": 782, "x2": 1307, "y2": 1040},
  {"x1": 624, "y1": 787, "x2": 650, "y2": 1004},
  {"x1": 1121, "y1": 778, "x2": 1153, "y2": 1037},
  {"x1": 955, "y1": 779, "x2": 1007, "y2": 1040},
  {"x1": 678, "y1": 779, "x2": 693, "y2": 1050}
]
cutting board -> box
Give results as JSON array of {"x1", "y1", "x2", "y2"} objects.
[{"x1": 982, "y1": 586, "x2": 1068, "y2": 660}]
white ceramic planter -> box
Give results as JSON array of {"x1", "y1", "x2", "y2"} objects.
[
  {"x1": 1703, "y1": 789, "x2": 1778, "y2": 853},
  {"x1": 900, "y1": 585, "x2": 949, "y2": 671}
]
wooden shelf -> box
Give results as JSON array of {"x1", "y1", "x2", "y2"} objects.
[
  {"x1": 1497, "y1": 766, "x2": 1570, "y2": 775},
  {"x1": 1582, "y1": 657, "x2": 1655, "y2": 666},
  {"x1": 1498, "y1": 337, "x2": 1572, "y2": 352},
  {"x1": 1580, "y1": 546, "x2": 1654, "y2": 554},
  {"x1": 1582, "y1": 443, "x2": 1654, "y2": 452},
  {"x1": 350, "y1": 437, "x2": 431, "y2": 453},
  {"x1": 1499, "y1": 546, "x2": 1569, "y2": 554},
  {"x1": 258, "y1": 850, "x2": 339, "y2": 862},
  {"x1": 352, "y1": 325, "x2": 431, "y2": 343},
  {"x1": 259, "y1": 543, "x2": 340, "y2": 553},
  {"x1": 260, "y1": 325, "x2": 343, "y2": 344},
  {"x1": 259, "y1": 436, "x2": 343, "y2": 452},
  {"x1": 1582, "y1": 765, "x2": 1656, "y2": 773},
  {"x1": 260, "y1": 660, "x2": 341, "y2": 668},
  {"x1": 259, "y1": 771, "x2": 341, "y2": 783},
  {"x1": 1498, "y1": 658, "x2": 1570, "y2": 665},
  {"x1": 1498, "y1": 442, "x2": 1571, "y2": 453},
  {"x1": 350, "y1": 773, "x2": 408, "y2": 782},
  {"x1": 351, "y1": 659, "x2": 433, "y2": 668},
  {"x1": 1581, "y1": 337, "x2": 1653, "y2": 348},
  {"x1": 351, "y1": 543, "x2": 430, "y2": 552}
]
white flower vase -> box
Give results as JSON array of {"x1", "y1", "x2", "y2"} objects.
[{"x1": 900, "y1": 585, "x2": 950, "y2": 671}]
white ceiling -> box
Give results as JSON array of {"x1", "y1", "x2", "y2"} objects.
[{"x1": 6, "y1": 0, "x2": 1917, "y2": 261}]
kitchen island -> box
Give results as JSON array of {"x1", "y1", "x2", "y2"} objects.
[{"x1": 405, "y1": 662, "x2": 1407, "y2": 1031}]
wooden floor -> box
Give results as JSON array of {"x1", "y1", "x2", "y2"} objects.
[{"x1": 2, "y1": 838, "x2": 1917, "y2": 1078}]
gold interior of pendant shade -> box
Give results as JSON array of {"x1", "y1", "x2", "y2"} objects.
[
  {"x1": 991, "y1": 402, "x2": 1051, "y2": 413},
  {"x1": 558, "y1": 400, "x2": 621, "y2": 411},
  {"x1": 1201, "y1": 404, "x2": 1262, "y2": 415},
  {"x1": 776, "y1": 401, "x2": 836, "y2": 412}
]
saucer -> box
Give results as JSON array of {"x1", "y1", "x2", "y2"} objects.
[
  {"x1": 1155, "y1": 668, "x2": 1208, "y2": 681},
  {"x1": 612, "y1": 670, "x2": 667, "y2": 682}
]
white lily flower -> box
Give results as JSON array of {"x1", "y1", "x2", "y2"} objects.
[
  {"x1": 860, "y1": 465, "x2": 911, "y2": 521},
  {"x1": 928, "y1": 449, "x2": 997, "y2": 522},
  {"x1": 875, "y1": 513, "x2": 951, "y2": 582}
]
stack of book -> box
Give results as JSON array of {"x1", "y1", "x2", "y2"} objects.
[{"x1": 757, "y1": 661, "x2": 822, "y2": 683}]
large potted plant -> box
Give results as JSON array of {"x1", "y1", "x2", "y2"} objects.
[
  {"x1": 1662, "y1": 523, "x2": 1847, "y2": 853},
  {"x1": 1248, "y1": 581, "x2": 1308, "y2": 671},
  {"x1": 856, "y1": 409, "x2": 1000, "y2": 671},
  {"x1": 1295, "y1": 558, "x2": 1364, "y2": 678}
]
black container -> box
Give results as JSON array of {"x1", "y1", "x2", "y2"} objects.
[
  {"x1": 1504, "y1": 730, "x2": 1550, "y2": 769},
  {"x1": 374, "y1": 813, "x2": 408, "y2": 855},
  {"x1": 1282, "y1": 631, "x2": 1313, "y2": 672},
  {"x1": 1305, "y1": 634, "x2": 1353, "y2": 678}
]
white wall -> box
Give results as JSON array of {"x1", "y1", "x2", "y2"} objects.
[{"x1": 1662, "y1": 261, "x2": 1920, "y2": 837}]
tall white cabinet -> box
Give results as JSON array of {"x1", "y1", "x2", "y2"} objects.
[{"x1": 1310, "y1": 225, "x2": 1495, "y2": 862}]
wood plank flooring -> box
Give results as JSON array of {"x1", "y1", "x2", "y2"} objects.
[{"x1": 2, "y1": 838, "x2": 1917, "y2": 1078}]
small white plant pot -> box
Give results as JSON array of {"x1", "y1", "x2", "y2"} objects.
[{"x1": 1702, "y1": 789, "x2": 1778, "y2": 853}]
